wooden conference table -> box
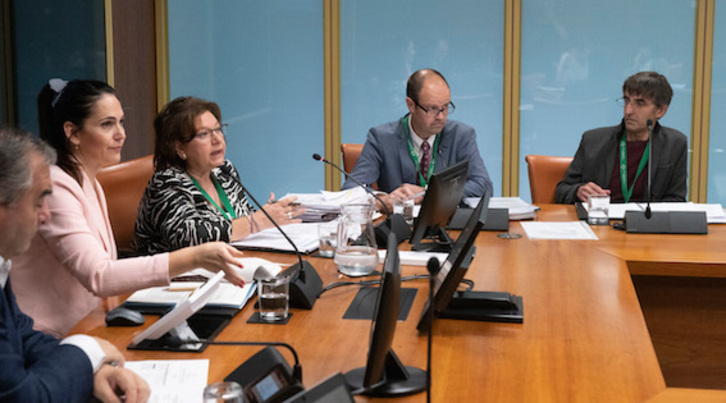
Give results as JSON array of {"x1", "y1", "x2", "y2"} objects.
[{"x1": 71, "y1": 204, "x2": 726, "y2": 402}]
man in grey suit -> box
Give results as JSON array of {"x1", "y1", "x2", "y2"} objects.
[
  {"x1": 343, "y1": 69, "x2": 492, "y2": 207},
  {"x1": 555, "y1": 71, "x2": 688, "y2": 204}
]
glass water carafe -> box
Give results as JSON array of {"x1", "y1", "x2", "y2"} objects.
[{"x1": 334, "y1": 202, "x2": 378, "y2": 276}]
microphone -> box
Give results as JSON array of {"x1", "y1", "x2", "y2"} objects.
[
  {"x1": 170, "y1": 338, "x2": 303, "y2": 383},
  {"x1": 645, "y1": 119, "x2": 653, "y2": 219},
  {"x1": 425, "y1": 257, "x2": 441, "y2": 403},
  {"x1": 312, "y1": 153, "x2": 412, "y2": 246},
  {"x1": 622, "y1": 120, "x2": 707, "y2": 234},
  {"x1": 241, "y1": 186, "x2": 322, "y2": 309}
]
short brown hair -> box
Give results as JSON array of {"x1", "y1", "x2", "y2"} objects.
[
  {"x1": 622, "y1": 71, "x2": 673, "y2": 108},
  {"x1": 406, "y1": 69, "x2": 449, "y2": 102},
  {"x1": 153, "y1": 96, "x2": 222, "y2": 171}
]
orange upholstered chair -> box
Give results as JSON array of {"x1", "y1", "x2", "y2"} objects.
[
  {"x1": 524, "y1": 154, "x2": 573, "y2": 204},
  {"x1": 341, "y1": 143, "x2": 364, "y2": 174},
  {"x1": 340, "y1": 143, "x2": 378, "y2": 189},
  {"x1": 97, "y1": 155, "x2": 154, "y2": 256}
]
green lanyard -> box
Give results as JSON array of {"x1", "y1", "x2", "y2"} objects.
[
  {"x1": 402, "y1": 115, "x2": 440, "y2": 187},
  {"x1": 189, "y1": 174, "x2": 237, "y2": 220},
  {"x1": 619, "y1": 135, "x2": 650, "y2": 203}
]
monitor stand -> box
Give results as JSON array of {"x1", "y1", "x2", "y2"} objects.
[
  {"x1": 411, "y1": 228, "x2": 453, "y2": 253},
  {"x1": 344, "y1": 350, "x2": 426, "y2": 397},
  {"x1": 439, "y1": 290, "x2": 523, "y2": 324}
]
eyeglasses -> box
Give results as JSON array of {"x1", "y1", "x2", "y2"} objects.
[
  {"x1": 412, "y1": 99, "x2": 455, "y2": 117},
  {"x1": 192, "y1": 124, "x2": 227, "y2": 141},
  {"x1": 616, "y1": 97, "x2": 652, "y2": 109}
]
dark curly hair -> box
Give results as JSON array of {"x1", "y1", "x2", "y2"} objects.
[{"x1": 153, "y1": 96, "x2": 222, "y2": 171}]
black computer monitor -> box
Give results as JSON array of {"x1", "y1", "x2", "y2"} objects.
[
  {"x1": 416, "y1": 189, "x2": 523, "y2": 332},
  {"x1": 409, "y1": 160, "x2": 468, "y2": 253},
  {"x1": 344, "y1": 233, "x2": 426, "y2": 397}
]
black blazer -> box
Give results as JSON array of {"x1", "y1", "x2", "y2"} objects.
[{"x1": 555, "y1": 121, "x2": 688, "y2": 204}]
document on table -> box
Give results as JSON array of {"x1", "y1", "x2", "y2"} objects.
[
  {"x1": 463, "y1": 196, "x2": 540, "y2": 220},
  {"x1": 232, "y1": 222, "x2": 321, "y2": 253},
  {"x1": 125, "y1": 359, "x2": 208, "y2": 403},
  {"x1": 378, "y1": 250, "x2": 448, "y2": 266},
  {"x1": 520, "y1": 221, "x2": 599, "y2": 240}
]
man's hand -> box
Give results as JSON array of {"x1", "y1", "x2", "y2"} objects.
[
  {"x1": 390, "y1": 184, "x2": 425, "y2": 205},
  {"x1": 93, "y1": 337, "x2": 125, "y2": 367},
  {"x1": 94, "y1": 364, "x2": 150, "y2": 403},
  {"x1": 576, "y1": 182, "x2": 611, "y2": 202}
]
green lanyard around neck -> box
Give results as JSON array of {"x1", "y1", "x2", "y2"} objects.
[
  {"x1": 189, "y1": 174, "x2": 237, "y2": 220},
  {"x1": 619, "y1": 134, "x2": 650, "y2": 203},
  {"x1": 402, "y1": 115, "x2": 440, "y2": 187}
]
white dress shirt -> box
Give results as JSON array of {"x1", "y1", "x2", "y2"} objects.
[{"x1": 407, "y1": 117, "x2": 437, "y2": 162}]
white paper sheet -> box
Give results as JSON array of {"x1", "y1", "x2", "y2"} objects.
[
  {"x1": 126, "y1": 359, "x2": 209, "y2": 403},
  {"x1": 521, "y1": 221, "x2": 599, "y2": 240},
  {"x1": 232, "y1": 222, "x2": 321, "y2": 253}
]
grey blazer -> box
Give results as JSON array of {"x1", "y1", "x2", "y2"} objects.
[
  {"x1": 343, "y1": 116, "x2": 493, "y2": 198},
  {"x1": 555, "y1": 121, "x2": 688, "y2": 204}
]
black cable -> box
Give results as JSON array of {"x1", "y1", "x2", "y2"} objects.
[
  {"x1": 459, "y1": 278, "x2": 475, "y2": 292},
  {"x1": 177, "y1": 339, "x2": 303, "y2": 383},
  {"x1": 318, "y1": 274, "x2": 429, "y2": 296}
]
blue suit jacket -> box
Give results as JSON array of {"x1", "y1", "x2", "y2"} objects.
[
  {"x1": 343, "y1": 117, "x2": 493, "y2": 198},
  {"x1": 0, "y1": 279, "x2": 94, "y2": 402}
]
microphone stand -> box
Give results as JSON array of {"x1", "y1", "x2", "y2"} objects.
[
  {"x1": 241, "y1": 186, "x2": 322, "y2": 309},
  {"x1": 312, "y1": 153, "x2": 411, "y2": 246},
  {"x1": 622, "y1": 120, "x2": 707, "y2": 234},
  {"x1": 426, "y1": 257, "x2": 441, "y2": 403},
  {"x1": 645, "y1": 119, "x2": 653, "y2": 219}
]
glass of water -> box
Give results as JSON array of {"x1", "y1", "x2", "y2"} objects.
[
  {"x1": 203, "y1": 381, "x2": 244, "y2": 403},
  {"x1": 392, "y1": 196, "x2": 414, "y2": 226},
  {"x1": 587, "y1": 194, "x2": 610, "y2": 225},
  {"x1": 257, "y1": 275, "x2": 291, "y2": 321},
  {"x1": 317, "y1": 220, "x2": 338, "y2": 257}
]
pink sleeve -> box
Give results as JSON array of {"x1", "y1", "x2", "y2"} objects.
[{"x1": 38, "y1": 169, "x2": 170, "y2": 297}]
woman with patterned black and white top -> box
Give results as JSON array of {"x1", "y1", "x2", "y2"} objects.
[{"x1": 134, "y1": 97, "x2": 304, "y2": 255}]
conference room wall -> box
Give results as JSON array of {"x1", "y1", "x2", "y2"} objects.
[
  {"x1": 339, "y1": 1, "x2": 505, "y2": 194},
  {"x1": 710, "y1": 4, "x2": 726, "y2": 204},
  {"x1": 519, "y1": 0, "x2": 695, "y2": 202},
  {"x1": 167, "y1": 1, "x2": 325, "y2": 198},
  {"x1": 10, "y1": 0, "x2": 107, "y2": 136}
]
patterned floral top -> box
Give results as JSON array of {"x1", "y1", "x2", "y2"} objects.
[{"x1": 133, "y1": 159, "x2": 254, "y2": 254}]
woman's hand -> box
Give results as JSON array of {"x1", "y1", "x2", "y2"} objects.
[
  {"x1": 170, "y1": 242, "x2": 246, "y2": 286},
  {"x1": 262, "y1": 193, "x2": 305, "y2": 227}
]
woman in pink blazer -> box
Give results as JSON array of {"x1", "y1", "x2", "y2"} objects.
[{"x1": 10, "y1": 79, "x2": 247, "y2": 338}]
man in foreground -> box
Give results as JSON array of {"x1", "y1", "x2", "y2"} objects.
[{"x1": 0, "y1": 127, "x2": 150, "y2": 402}]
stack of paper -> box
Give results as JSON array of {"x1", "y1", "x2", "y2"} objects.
[
  {"x1": 232, "y1": 222, "x2": 321, "y2": 254},
  {"x1": 463, "y1": 197, "x2": 540, "y2": 220},
  {"x1": 285, "y1": 186, "x2": 372, "y2": 222},
  {"x1": 123, "y1": 258, "x2": 281, "y2": 315}
]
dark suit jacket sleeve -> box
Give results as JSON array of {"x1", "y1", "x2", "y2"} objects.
[
  {"x1": 455, "y1": 126, "x2": 492, "y2": 198},
  {"x1": 654, "y1": 128, "x2": 688, "y2": 202},
  {"x1": 342, "y1": 128, "x2": 383, "y2": 190},
  {"x1": 555, "y1": 134, "x2": 590, "y2": 204},
  {"x1": 0, "y1": 282, "x2": 94, "y2": 401}
]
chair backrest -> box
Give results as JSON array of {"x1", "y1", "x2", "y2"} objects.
[
  {"x1": 341, "y1": 143, "x2": 364, "y2": 174},
  {"x1": 97, "y1": 155, "x2": 154, "y2": 255},
  {"x1": 524, "y1": 154, "x2": 573, "y2": 204}
]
